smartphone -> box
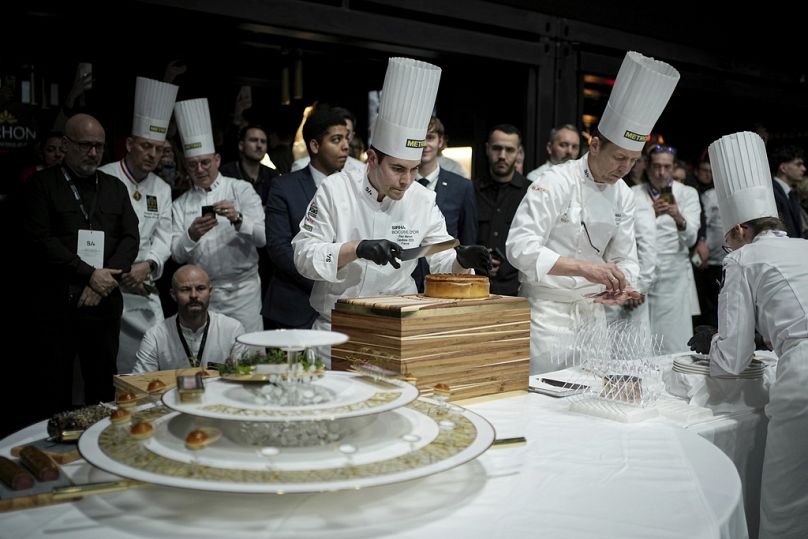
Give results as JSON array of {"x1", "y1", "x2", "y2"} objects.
[
  {"x1": 660, "y1": 185, "x2": 675, "y2": 204},
  {"x1": 201, "y1": 205, "x2": 216, "y2": 218}
]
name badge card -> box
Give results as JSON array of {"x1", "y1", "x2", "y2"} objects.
[{"x1": 77, "y1": 229, "x2": 105, "y2": 268}]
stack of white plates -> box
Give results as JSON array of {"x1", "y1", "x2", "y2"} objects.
[{"x1": 672, "y1": 354, "x2": 766, "y2": 379}]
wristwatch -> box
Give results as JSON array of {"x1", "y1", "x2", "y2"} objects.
[
  {"x1": 231, "y1": 212, "x2": 243, "y2": 226},
  {"x1": 676, "y1": 218, "x2": 687, "y2": 231}
]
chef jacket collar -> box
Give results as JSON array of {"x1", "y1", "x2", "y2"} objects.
[
  {"x1": 581, "y1": 153, "x2": 609, "y2": 192},
  {"x1": 191, "y1": 173, "x2": 222, "y2": 194},
  {"x1": 361, "y1": 172, "x2": 394, "y2": 210}
]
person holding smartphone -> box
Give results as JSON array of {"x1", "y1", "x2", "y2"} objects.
[{"x1": 633, "y1": 144, "x2": 701, "y2": 353}]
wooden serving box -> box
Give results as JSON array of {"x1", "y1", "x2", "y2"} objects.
[
  {"x1": 113, "y1": 368, "x2": 218, "y2": 398},
  {"x1": 331, "y1": 294, "x2": 530, "y2": 400}
]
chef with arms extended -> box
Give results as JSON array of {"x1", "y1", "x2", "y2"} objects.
[
  {"x1": 292, "y1": 57, "x2": 490, "y2": 364},
  {"x1": 688, "y1": 131, "x2": 808, "y2": 539},
  {"x1": 506, "y1": 51, "x2": 680, "y2": 374}
]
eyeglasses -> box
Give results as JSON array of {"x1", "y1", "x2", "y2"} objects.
[
  {"x1": 649, "y1": 144, "x2": 677, "y2": 157},
  {"x1": 65, "y1": 136, "x2": 105, "y2": 154},
  {"x1": 582, "y1": 221, "x2": 600, "y2": 254},
  {"x1": 186, "y1": 158, "x2": 213, "y2": 171}
]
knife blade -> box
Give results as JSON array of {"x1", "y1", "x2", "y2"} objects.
[
  {"x1": 51, "y1": 479, "x2": 151, "y2": 500},
  {"x1": 398, "y1": 239, "x2": 460, "y2": 261}
]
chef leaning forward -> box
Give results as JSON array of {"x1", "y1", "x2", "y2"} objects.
[
  {"x1": 688, "y1": 132, "x2": 808, "y2": 539},
  {"x1": 292, "y1": 57, "x2": 491, "y2": 366},
  {"x1": 171, "y1": 98, "x2": 266, "y2": 334},
  {"x1": 506, "y1": 51, "x2": 680, "y2": 375},
  {"x1": 99, "y1": 77, "x2": 177, "y2": 374}
]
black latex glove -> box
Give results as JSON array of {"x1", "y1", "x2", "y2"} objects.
[
  {"x1": 356, "y1": 239, "x2": 402, "y2": 269},
  {"x1": 687, "y1": 325, "x2": 717, "y2": 354},
  {"x1": 455, "y1": 245, "x2": 492, "y2": 276}
]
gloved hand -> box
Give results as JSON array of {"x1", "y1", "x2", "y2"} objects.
[
  {"x1": 687, "y1": 325, "x2": 717, "y2": 354},
  {"x1": 356, "y1": 239, "x2": 402, "y2": 269},
  {"x1": 455, "y1": 245, "x2": 492, "y2": 276}
]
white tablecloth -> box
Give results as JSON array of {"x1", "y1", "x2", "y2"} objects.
[{"x1": 0, "y1": 392, "x2": 748, "y2": 539}]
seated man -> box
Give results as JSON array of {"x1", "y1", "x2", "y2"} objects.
[{"x1": 132, "y1": 265, "x2": 244, "y2": 372}]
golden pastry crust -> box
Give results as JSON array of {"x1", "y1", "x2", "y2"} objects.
[{"x1": 424, "y1": 273, "x2": 490, "y2": 299}]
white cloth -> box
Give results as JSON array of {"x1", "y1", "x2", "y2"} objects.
[
  {"x1": 100, "y1": 160, "x2": 172, "y2": 372},
  {"x1": 702, "y1": 188, "x2": 726, "y2": 266},
  {"x1": 131, "y1": 311, "x2": 245, "y2": 373},
  {"x1": 525, "y1": 161, "x2": 552, "y2": 181},
  {"x1": 708, "y1": 231, "x2": 808, "y2": 539},
  {"x1": 171, "y1": 174, "x2": 266, "y2": 332},
  {"x1": 506, "y1": 155, "x2": 639, "y2": 373},
  {"x1": 633, "y1": 181, "x2": 701, "y2": 353},
  {"x1": 292, "y1": 167, "x2": 466, "y2": 329}
]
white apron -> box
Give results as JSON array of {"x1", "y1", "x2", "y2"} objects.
[{"x1": 648, "y1": 253, "x2": 694, "y2": 353}]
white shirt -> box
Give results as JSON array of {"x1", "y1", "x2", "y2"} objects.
[
  {"x1": 292, "y1": 155, "x2": 366, "y2": 175},
  {"x1": 710, "y1": 230, "x2": 808, "y2": 375},
  {"x1": 292, "y1": 166, "x2": 467, "y2": 323},
  {"x1": 99, "y1": 160, "x2": 172, "y2": 279},
  {"x1": 631, "y1": 181, "x2": 700, "y2": 256},
  {"x1": 417, "y1": 165, "x2": 440, "y2": 191},
  {"x1": 309, "y1": 164, "x2": 327, "y2": 189},
  {"x1": 171, "y1": 174, "x2": 266, "y2": 283},
  {"x1": 506, "y1": 154, "x2": 640, "y2": 300},
  {"x1": 526, "y1": 161, "x2": 552, "y2": 182},
  {"x1": 774, "y1": 176, "x2": 792, "y2": 196},
  {"x1": 131, "y1": 311, "x2": 245, "y2": 373}
]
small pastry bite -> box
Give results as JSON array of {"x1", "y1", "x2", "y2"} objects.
[
  {"x1": 110, "y1": 408, "x2": 132, "y2": 425},
  {"x1": 147, "y1": 379, "x2": 167, "y2": 394},
  {"x1": 116, "y1": 392, "x2": 140, "y2": 408},
  {"x1": 185, "y1": 428, "x2": 221, "y2": 450},
  {"x1": 433, "y1": 383, "x2": 451, "y2": 399},
  {"x1": 130, "y1": 421, "x2": 154, "y2": 440}
]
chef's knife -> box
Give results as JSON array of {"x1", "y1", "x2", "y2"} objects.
[{"x1": 398, "y1": 239, "x2": 460, "y2": 261}]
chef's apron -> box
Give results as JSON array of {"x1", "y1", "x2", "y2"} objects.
[
  {"x1": 648, "y1": 253, "x2": 694, "y2": 354},
  {"x1": 210, "y1": 270, "x2": 262, "y2": 333}
]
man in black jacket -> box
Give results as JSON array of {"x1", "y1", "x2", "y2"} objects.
[
  {"x1": 769, "y1": 145, "x2": 806, "y2": 238},
  {"x1": 24, "y1": 113, "x2": 139, "y2": 418}
]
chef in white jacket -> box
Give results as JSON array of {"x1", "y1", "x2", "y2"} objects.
[
  {"x1": 689, "y1": 132, "x2": 808, "y2": 539},
  {"x1": 99, "y1": 77, "x2": 177, "y2": 373},
  {"x1": 507, "y1": 51, "x2": 679, "y2": 374},
  {"x1": 292, "y1": 58, "x2": 490, "y2": 362},
  {"x1": 634, "y1": 144, "x2": 701, "y2": 353},
  {"x1": 172, "y1": 98, "x2": 266, "y2": 333}
]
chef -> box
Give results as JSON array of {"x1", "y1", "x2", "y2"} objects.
[
  {"x1": 689, "y1": 132, "x2": 808, "y2": 539},
  {"x1": 506, "y1": 51, "x2": 680, "y2": 374},
  {"x1": 172, "y1": 98, "x2": 266, "y2": 333},
  {"x1": 292, "y1": 57, "x2": 490, "y2": 361},
  {"x1": 99, "y1": 77, "x2": 177, "y2": 373}
]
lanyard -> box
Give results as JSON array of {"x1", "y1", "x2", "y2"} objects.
[
  {"x1": 61, "y1": 167, "x2": 98, "y2": 228},
  {"x1": 176, "y1": 315, "x2": 210, "y2": 367}
]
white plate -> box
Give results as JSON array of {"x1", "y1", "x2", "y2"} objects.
[
  {"x1": 236, "y1": 329, "x2": 348, "y2": 349},
  {"x1": 78, "y1": 400, "x2": 495, "y2": 494},
  {"x1": 162, "y1": 372, "x2": 419, "y2": 422}
]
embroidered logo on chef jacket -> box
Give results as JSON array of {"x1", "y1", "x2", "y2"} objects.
[
  {"x1": 531, "y1": 184, "x2": 548, "y2": 193},
  {"x1": 146, "y1": 195, "x2": 158, "y2": 213},
  {"x1": 307, "y1": 202, "x2": 318, "y2": 217},
  {"x1": 391, "y1": 224, "x2": 418, "y2": 246},
  {"x1": 364, "y1": 185, "x2": 374, "y2": 198},
  {"x1": 614, "y1": 212, "x2": 625, "y2": 224},
  {"x1": 302, "y1": 223, "x2": 313, "y2": 231}
]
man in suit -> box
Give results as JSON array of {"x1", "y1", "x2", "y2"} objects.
[
  {"x1": 262, "y1": 108, "x2": 350, "y2": 328},
  {"x1": 769, "y1": 145, "x2": 806, "y2": 238},
  {"x1": 412, "y1": 116, "x2": 478, "y2": 291}
]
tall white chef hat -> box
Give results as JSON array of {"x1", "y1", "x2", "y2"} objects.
[
  {"x1": 708, "y1": 131, "x2": 778, "y2": 234},
  {"x1": 371, "y1": 57, "x2": 442, "y2": 161},
  {"x1": 597, "y1": 51, "x2": 680, "y2": 151},
  {"x1": 174, "y1": 98, "x2": 215, "y2": 157},
  {"x1": 131, "y1": 77, "x2": 178, "y2": 142}
]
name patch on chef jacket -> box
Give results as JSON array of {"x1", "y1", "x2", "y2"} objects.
[
  {"x1": 391, "y1": 224, "x2": 419, "y2": 246},
  {"x1": 614, "y1": 212, "x2": 626, "y2": 223},
  {"x1": 307, "y1": 202, "x2": 319, "y2": 217},
  {"x1": 146, "y1": 195, "x2": 158, "y2": 213},
  {"x1": 531, "y1": 184, "x2": 548, "y2": 193}
]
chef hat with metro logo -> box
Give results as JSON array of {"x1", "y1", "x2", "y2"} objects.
[
  {"x1": 371, "y1": 57, "x2": 442, "y2": 161},
  {"x1": 598, "y1": 51, "x2": 680, "y2": 152},
  {"x1": 708, "y1": 131, "x2": 778, "y2": 234},
  {"x1": 132, "y1": 77, "x2": 178, "y2": 142},
  {"x1": 174, "y1": 98, "x2": 215, "y2": 158}
]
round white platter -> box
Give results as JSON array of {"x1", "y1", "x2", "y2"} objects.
[{"x1": 237, "y1": 329, "x2": 348, "y2": 350}]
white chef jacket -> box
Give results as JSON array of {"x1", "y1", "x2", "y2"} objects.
[
  {"x1": 131, "y1": 311, "x2": 245, "y2": 373},
  {"x1": 506, "y1": 155, "x2": 639, "y2": 373},
  {"x1": 525, "y1": 161, "x2": 552, "y2": 182},
  {"x1": 99, "y1": 160, "x2": 172, "y2": 373},
  {"x1": 171, "y1": 174, "x2": 266, "y2": 331},
  {"x1": 633, "y1": 181, "x2": 701, "y2": 353},
  {"x1": 708, "y1": 230, "x2": 808, "y2": 539},
  {"x1": 292, "y1": 166, "x2": 467, "y2": 327}
]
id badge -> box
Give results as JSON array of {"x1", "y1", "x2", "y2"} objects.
[{"x1": 77, "y1": 229, "x2": 105, "y2": 268}]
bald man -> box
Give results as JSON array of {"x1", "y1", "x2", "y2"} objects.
[
  {"x1": 24, "y1": 113, "x2": 139, "y2": 418},
  {"x1": 132, "y1": 265, "x2": 244, "y2": 373}
]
